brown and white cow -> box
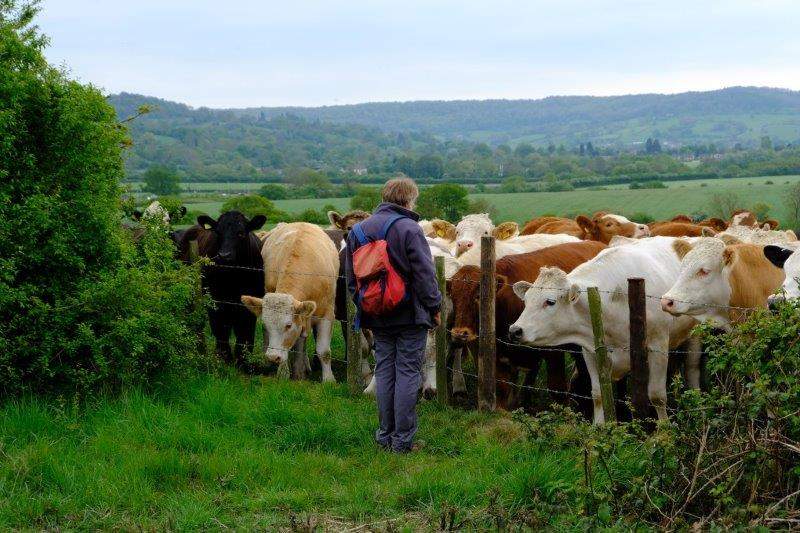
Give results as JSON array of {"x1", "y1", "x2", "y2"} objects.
[
  {"x1": 528, "y1": 212, "x2": 650, "y2": 243},
  {"x1": 649, "y1": 222, "x2": 717, "y2": 238},
  {"x1": 520, "y1": 216, "x2": 569, "y2": 235},
  {"x1": 242, "y1": 222, "x2": 339, "y2": 381},
  {"x1": 449, "y1": 241, "x2": 606, "y2": 410},
  {"x1": 661, "y1": 238, "x2": 785, "y2": 328},
  {"x1": 730, "y1": 209, "x2": 779, "y2": 230}
]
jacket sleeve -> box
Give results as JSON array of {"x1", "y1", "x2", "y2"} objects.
[
  {"x1": 405, "y1": 225, "x2": 442, "y2": 312},
  {"x1": 345, "y1": 232, "x2": 357, "y2": 301}
]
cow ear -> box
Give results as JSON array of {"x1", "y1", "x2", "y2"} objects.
[
  {"x1": 718, "y1": 234, "x2": 741, "y2": 245},
  {"x1": 240, "y1": 295, "x2": 264, "y2": 316},
  {"x1": 722, "y1": 248, "x2": 736, "y2": 267},
  {"x1": 246, "y1": 215, "x2": 267, "y2": 232},
  {"x1": 567, "y1": 284, "x2": 581, "y2": 303},
  {"x1": 707, "y1": 218, "x2": 727, "y2": 231},
  {"x1": 328, "y1": 211, "x2": 343, "y2": 229},
  {"x1": 492, "y1": 222, "x2": 519, "y2": 241},
  {"x1": 294, "y1": 300, "x2": 317, "y2": 317},
  {"x1": 576, "y1": 215, "x2": 594, "y2": 233},
  {"x1": 496, "y1": 274, "x2": 509, "y2": 292},
  {"x1": 701, "y1": 226, "x2": 717, "y2": 237},
  {"x1": 132, "y1": 210, "x2": 142, "y2": 222},
  {"x1": 512, "y1": 281, "x2": 532, "y2": 300},
  {"x1": 764, "y1": 245, "x2": 794, "y2": 269},
  {"x1": 763, "y1": 219, "x2": 779, "y2": 230},
  {"x1": 672, "y1": 239, "x2": 693, "y2": 259},
  {"x1": 431, "y1": 219, "x2": 456, "y2": 241},
  {"x1": 445, "y1": 279, "x2": 452, "y2": 295},
  {"x1": 671, "y1": 214, "x2": 692, "y2": 223},
  {"x1": 198, "y1": 215, "x2": 217, "y2": 229}
]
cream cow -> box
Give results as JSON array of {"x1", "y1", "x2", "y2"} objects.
[{"x1": 242, "y1": 222, "x2": 339, "y2": 381}]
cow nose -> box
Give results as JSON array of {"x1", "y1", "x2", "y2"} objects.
[
  {"x1": 639, "y1": 225, "x2": 650, "y2": 235},
  {"x1": 660, "y1": 297, "x2": 675, "y2": 313},
  {"x1": 508, "y1": 325, "x2": 523, "y2": 342},
  {"x1": 451, "y1": 328, "x2": 472, "y2": 342},
  {"x1": 456, "y1": 240, "x2": 474, "y2": 254}
]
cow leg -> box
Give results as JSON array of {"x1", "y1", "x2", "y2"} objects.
[
  {"x1": 232, "y1": 309, "x2": 257, "y2": 370},
  {"x1": 582, "y1": 349, "x2": 605, "y2": 424},
  {"x1": 364, "y1": 374, "x2": 377, "y2": 395},
  {"x1": 647, "y1": 342, "x2": 669, "y2": 421},
  {"x1": 545, "y1": 351, "x2": 567, "y2": 405},
  {"x1": 421, "y1": 330, "x2": 437, "y2": 400},
  {"x1": 685, "y1": 336, "x2": 703, "y2": 390},
  {"x1": 360, "y1": 330, "x2": 374, "y2": 382},
  {"x1": 314, "y1": 318, "x2": 336, "y2": 383},
  {"x1": 209, "y1": 311, "x2": 233, "y2": 364},
  {"x1": 291, "y1": 333, "x2": 309, "y2": 380},
  {"x1": 451, "y1": 346, "x2": 467, "y2": 396},
  {"x1": 496, "y1": 363, "x2": 519, "y2": 410},
  {"x1": 569, "y1": 351, "x2": 593, "y2": 420}
]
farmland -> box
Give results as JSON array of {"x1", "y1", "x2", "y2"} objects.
[{"x1": 177, "y1": 174, "x2": 800, "y2": 224}]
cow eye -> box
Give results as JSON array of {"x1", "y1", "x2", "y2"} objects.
[
  {"x1": 544, "y1": 298, "x2": 556, "y2": 307},
  {"x1": 284, "y1": 323, "x2": 292, "y2": 330}
]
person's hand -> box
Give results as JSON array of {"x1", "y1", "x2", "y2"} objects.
[{"x1": 432, "y1": 312, "x2": 441, "y2": 327}]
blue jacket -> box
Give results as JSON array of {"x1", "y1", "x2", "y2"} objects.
[{"x1": 346, "y1": 203, "x2": 442, "y2": 329}]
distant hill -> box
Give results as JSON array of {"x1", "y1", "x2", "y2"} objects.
[
  {"x1": 109, "y1": 87, "x2": 800, "y2": 181},
  {"x1": 226, "y1": 86, "x2": 800, "y2": 146}
]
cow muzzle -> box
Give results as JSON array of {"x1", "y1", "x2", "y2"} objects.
[
  {"x1": 635, "y1": 224, "x2": 651, "y2": 238},
  {"x1": 265, "y1": 348, "x2": 288, "y2": 365},
  {"x1": 455, "y1": 240, "x2": 474, "y2": 256},
  {"x1": 660, "y1": 296, "x2": 683, "y2": 315},
  {"x1": 508, "y1": 325, "x2": 524, "y2": 343},
  {"x1": 451, "y1": 327, "x2": 476, "y2": 344}
]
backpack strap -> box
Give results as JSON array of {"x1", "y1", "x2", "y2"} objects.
[
  {"x1": 351, "y1": 222, "x2": 369, "y2": 246},
  {"x1": 379, "y1": 214, "x2": 408, "y2": 240}
]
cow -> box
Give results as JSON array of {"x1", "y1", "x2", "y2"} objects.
[
  {"x1": 730, "y1": 209, "x2": 779, "y2": 230},
  {"x1": 242, "y1": 222, "x2": 339, "y2": 382},
  {"x1": 455, "y1": 233, "x2": 581, "y2": 267},
  {"x1": 660, "y1": 238, "x2": 785, "y2": 328},
  {"x1": 508, "y1": 237, "x2": 701, "y2": 423},
  {"x1": 520, "y1": 216, "x2": 569, "y2": 235},
  {"x1": 175, "y1": 211, "x2": 266, "y2": 366},
  {"x1": 132, "y1": 201, "x2": 186, "y2": 225},
  {"x1": 530, "y1": 212, "x2": 650, "y2": 243},
  {"x1": 430, "y1": 214, "x2": 519, "y2": 257},
  {"x1": 763, "y1": 243, "x2": 800, "y2": 305},
  {"x1": 650, "y1": 222, "x2": 717, "y2": 238},
  {"x1": 449, "y1": 241, "x2": 606, "y2": 410},
  {"x1": 328, "y1": 210, "x2": 370, "y2": 233},
  {"x1": 718, "y1": 225, "x2": 798, "y2": 245},
  {"x1": 651, "y1": 215, "x2": 727, "y2": 233}
]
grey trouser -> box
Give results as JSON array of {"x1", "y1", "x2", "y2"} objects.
[{"x1": 372, "y1": 325, "x2": 427, "y2": 452}]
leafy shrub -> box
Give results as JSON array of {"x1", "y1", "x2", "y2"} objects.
[
  {"x1": 627, "y1": 212, "x2": 655, "y2": 224},
  {"x1": 154, "y1": 196, "x2": 188, "y2": 224},
  {"x1": 0, "y1": 5, "x2": 204, "y2": 396},
  {"x1": 259, "y1": 183, "x2": 288, "y2": 200},
  {"x1": 350, "y1": 186, "x2": 382, "y2": 212},
  {"x1": 468, "y1": 198, "x2": 497, "y2": 219},
  {"x1": 544, "y1": 181, "x2": 574, "y2": 192},
  {"x1": 765, "y1": 180, "x2": 774, "y2": 184},
  {"x1": 221, "y1": 194, "x2": 288, "y2": 222},
  {"x1": 629, "y1": 180, "x2": 666, "y2": 189},
  {"x1": 417, "y1": 183, "x2": 471, "y2": 221}
]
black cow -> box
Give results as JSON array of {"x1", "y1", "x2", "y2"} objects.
[{"x1": 177, "y1": 211, "x2": 266, "y2": 366}]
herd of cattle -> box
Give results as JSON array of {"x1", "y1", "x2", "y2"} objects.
[{"x1": 134, "y1": 201, "x2": 800, "y2": 423}]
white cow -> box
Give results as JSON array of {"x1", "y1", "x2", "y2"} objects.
[
  {"x1": 764, "y1": 243, "x2": 800, "y2": 305},
  {"x1": 455, "y1": 233, "x2": 581, "y2": 267},
  {"x1": 718, "y1": 225, "x2": 797, "y2": 245},
  {"x1": 508, "y1": 237, "x2": 699, "y2": 423},
  {"x1": 431, "y1": 214, "x2": 519, "y2": 257}
]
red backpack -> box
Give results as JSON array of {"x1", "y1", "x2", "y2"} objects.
[{"x1": 351, "y1": 214, "x2": 408, "y2": 326}]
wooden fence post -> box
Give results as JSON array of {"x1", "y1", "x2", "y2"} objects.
[
  {"x1": 188, "y1": 239, "x2": 206, "y2": 355},
  {"x1": 434, "y1": 255, "x2": 449, "y2": 406},
  {"x1": 627, "y1": 278, "x2": 650, "y2": 420},
  {"x1": 587, "y1": 287, "x2": 616, "y2": 423},
  {"x1": 346, "y1": 276, "x2": 362, "y2": 396},
  {"x1": 478, "y1": 236, "x2": 497, "y2": 411}
]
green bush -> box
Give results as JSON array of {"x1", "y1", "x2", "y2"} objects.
[
  {"x1": 0, "y1": 4, "x2": 204, "y2": 396},
  {"x1": 628, "y1": 180, "x2": 667, "y2": 189},
  {"x1": 221, "y1": 194, "x2": 288, "y2": 222},
  {"x1": 350, "y1": 186, "x2": 382, "y2": 212},
  {"x1": 259, "y1": 183, "x2": 288, "y2": 200},
  {"x1": 627, "y1": 212, "x2": 655, "y2": 223},
  {"x1": 417, "y1": 183, "x2": 470, "y2": 221}
]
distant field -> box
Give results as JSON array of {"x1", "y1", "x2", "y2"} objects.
[{"x1": 178, "y1": 175, "x2": 800, "y2": 225}]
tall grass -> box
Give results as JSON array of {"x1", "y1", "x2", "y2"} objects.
[{"x1": 0, "y1": 374, "x2": 587, "y2": 529}]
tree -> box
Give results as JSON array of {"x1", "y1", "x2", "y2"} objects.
[
  {"x1": 259, "y1": 183, "x2": 288, "y2": 200},
  {"x1": 501, "y1": 175, "x2": 527, "y2": 193},
  {"x1": 1, "y1": 1, "x2": 200, "y2": 395},
  {"x1": 350, "y1": 186, "x2": 382, "y2": 212},
  {"x1": 417, "y1": 183, "x2": 470, "y2": 221},
  {"x1": 143, "y1": 164, "x2": 181, "y2": 195},
  {"x1": 708, "y1": 192, "x2": 742, "y2": 219},
  {"x1": 221, "y1": 194, "x2": 287, "y2": 222},
  {"x1": 761, "y1": 136, "x2": 773, "y2": 151},
  {"x1": 415, "y1": 154, "x2": 444, "y2": 180},
  {"x1": 784, "y1": 183, "x2": 800, "y2": 229}
]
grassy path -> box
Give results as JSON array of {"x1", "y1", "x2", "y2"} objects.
[{"x1": 0, "y1": 374, "x2": 585, "y2": 529}]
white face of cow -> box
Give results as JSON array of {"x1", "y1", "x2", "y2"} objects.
[
  {"x1": 764, "y1": 244, "x2": 800, "y2": 305},
  {"x1": 241, "y1": 293, "x2": 317, "y2": 364},
  {"x1": 731, "y1": 211, "x2": 753, "y2": 227},
  {"x1": 507, "y1": 267, "x2": 592, "y2": 349},
  {"x1": 143, "y1": 201, "x2": 170, "y2": 224},
  {"x1": 660, "y1": 238, "x2": 731, "y2": 326},
  {"x1": 603, "y1": 214, "x2": 651, "y2": 238},
  {"x1": 454, "y1": 214, "x2": 494, "y2": 256}
]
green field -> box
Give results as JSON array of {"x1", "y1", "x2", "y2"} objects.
[
  {"x1": 0, "y1": 374, "x2": 589, "y2": 530},
  {"x1": 180, "y1": 175, "x2": 800, "y2": 225}
]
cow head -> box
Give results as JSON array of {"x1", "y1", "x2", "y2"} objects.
[
  {"x1": 698, "y1": 217, "x2": 728, "y2": 232},
  {"x1": 449, "y1": 266, "x2": 489, "y2": 344},
  {"x1": 765, "y1": 244, "x2": 800, "y2": 305},
  {"x1": 508, "y1": 267, "x2": 590, "y2": 349},
  {"x1": 576, "y1": 212, "x2": 650, "y2": 244},
  {"x1": 241, "y1": 293, "x2": 317, "y2": 364},
  {"x1": 660, "y1": 238, "x2": 732, "y2": 327},
  {"x1": 327, "y1": 210, "x2": 370, "y2": 233},
  {"x1": 197, "y1": 211, "x2": 266, "y2": 264},
  {"x1": 730, "y1": 210, "x2": 757, "y2": 227}
]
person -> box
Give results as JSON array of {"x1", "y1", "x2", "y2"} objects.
[{"x1": 345, "y1": 176, "x2": 442, "y2": 453}]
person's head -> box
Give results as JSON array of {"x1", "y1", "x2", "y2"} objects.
[{"x1": 382, "y1": 176, "x2": 419, "y2": 210}]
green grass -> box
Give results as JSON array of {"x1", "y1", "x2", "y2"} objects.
[{"x1": 0, "y1": 374, "x2": 585, "y2": 529}]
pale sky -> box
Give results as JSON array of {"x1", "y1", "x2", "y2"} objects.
[{"x1": 37, "y1": 0, "x2": 800, "y2": 108}]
